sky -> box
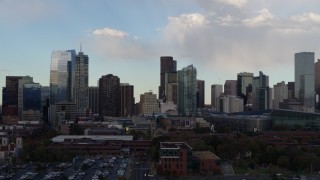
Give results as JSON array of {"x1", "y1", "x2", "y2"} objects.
[{"x1": 1, "y1": 0, "x2": 320, "y2": 105}]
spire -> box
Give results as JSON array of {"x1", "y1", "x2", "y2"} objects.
[{"x1": 80, "y1": 42, "x2": 82, "y2": 52}]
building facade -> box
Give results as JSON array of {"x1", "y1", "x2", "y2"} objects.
[
  {"x1": 273, "y1": 81, "x2": 288, "y2": 109},
  {"x1": 164, "y1": 72, "x2": 177, "y2": 104},
  {"x1": 197, "y1": 80, "x2": 205, "y2": 108},
  {"x1": 139, "y1": 92, "x2": 160, "y2": 116},
  {"x1": 89, "y1": 87, "x2": 99, "y2": 115},
  {"x1": 211, "y1": 84, "x2": 223, "y2": 110},
  {"x1": 295, "y1": 52, "x2": 315, "y2": 112},
  {"x1": 237, "y1": 72, "x2": 253, "y2": 109},
  {"x1": 216, "y1": 96, "x2": 244, "y2": 113},
  {"x1": 224, "y1": 80, "x2": 237, "y2": 96},
  {"x1": 72, "y1": 51, "x2": 89, "y2": 113},
  {"x1": 315, "y1": 59, "x2": 320, "y2": 109},
  {"x1": 177, "y1": 65, "x2": 197, "y2": 115},
  {"x1": 159, "y1": 56, "x2": 177, "y2": 99},
  {"x1": 99, "y1": 74, "x2": 121, "y2": 117},
  {"x1": 2, "y1": 76, "x2": 23, "y2": 116},
  {"x1": 50, "y1": 50, "x2": 75, "y2": 105},
  {"x1": 120, "y1": 83, "x2": 134, "y2": 117}
]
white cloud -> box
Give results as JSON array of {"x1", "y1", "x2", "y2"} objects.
[
  {"x1": 243, "y1": 8, "x2": 274, "y2": 27},
  {"x1": 93, "y1": 27, "x2": 129, "y2": 38},
  {"x1": 291, "y1": 12, "x2": 320, "y2": 23},
  {"x1": 216, "y1": 15, "x2": 238, "y2": 26},
  {"x1": 216, "y1": 0, "x2": 247, "y2": 9}
]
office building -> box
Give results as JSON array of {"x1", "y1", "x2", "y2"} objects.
[
  {"x1": 287, "y1": 82, "x2": 295, "y2": 100},
  {"x1": 237, "y1": 72, "x2": 253, "y2": 108},
  {"x1": 72, "y1": 50, "x2": 89, "y2": 113},
  {"x1": 197, "y1": 80, "x2": 205, "y2": 108},
  {"x1": 120, "y1": 83, "x2": 134, "y2": 117},
  {"x1": 295, "y1": 52, "x2": 315, "y2": 112},
  {"x1": 224, "y1": 80, "x2": 237, "y2": 96},
  {"x1": 252, "y1": 71, "x2": 271, "y2": 110},
  {"x1": 216, "y1": 96, "x2": 244, "y2": 113},
  {"x1": 139, "y1": 91, "x2": 160, "y2": 116},
  {"x1": 99, "y1": 74, "x2": 121, "y2": 117},
  {"x1": 2, "y1": 76, "x2": 23, "y2": 116},
  {"x1": 273, "y1": 82, "x2": 288, "y2": 109},
  {"x1": 89, "y1": 87, "x2": 99, "y2": 115},
  {"x1": 164, "y1": 72, "x2": 177, "y2": 104},
  {"x1": 315, "y1": 59, "x2": 320, "y2": 109},
  {"x1": 22, "y1": 83, "x2": 41, "y2": 121},
  {"x1": 159, "y1": 56, "x2": 177, "y2": 99},
  {"x1": 50, "y1": 50, "x2": 75, "y2": 105},
  {"x1": 17, "y1": 76, "x2": 33, "y2": 118},
  {"x1": 211, "y1": 84, "x2": 223, "y2": 110},
  {"x1": 50, "y1": 102, "x2": 78, "y2": 129},
  {"x1": 41, "y1": 86, "x2": 50, "y2": 123},
  {"x1": 177, "y1": 65, "x2": 197, "y2": 115}
]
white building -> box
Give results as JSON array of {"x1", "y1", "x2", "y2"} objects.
[
  {"x1": 139, "y1": 92, "x2": 160, "y2": 116},
  {"x1": 216, "y1": 96, "x2": 244, "y2": 113},
  {"x1": 273, "y1": 81, "x2": 288, "y2": 109}
]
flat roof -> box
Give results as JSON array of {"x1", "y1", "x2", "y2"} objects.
[
  {"x1": 51, "y1": 135, "x2": 133, "y2": 143},
  {"x1": 193, "y1": 151, "x2": 221, "y2": 160},
  {"x1": 160, "y1": 142, "x2": 192, "y2": 150}
]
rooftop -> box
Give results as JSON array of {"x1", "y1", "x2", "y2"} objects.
[
  {"x1": 51, "y1": 135, "x2": 133, "y2": 143},
  {"x1": 193, "y1": 151, "x2": 221, "y2": 161},
  {"x1": 160, "y1": 142, "x2": 192, "y2": 150}
]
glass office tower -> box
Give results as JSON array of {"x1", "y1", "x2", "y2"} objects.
[
  {"x1": 50, "y1": 50, "x2": 76, "y2": 105},
  {"x1": 295, "y1": 52, "x2": 315, "y2": 112}
]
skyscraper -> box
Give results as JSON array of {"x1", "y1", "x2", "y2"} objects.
[
  {"x1": 252, "y1": 71, "x2": 271, "y2": 110},
  {"x1": 177, "y1": 65, "x2": 197, "y2": 115},
  {"x1": 89, "y1": 87, "x2": 99, "y2": 115},
  {"x1": 22, "y1": 83, "x2": 41, "y2": 121},
  {"x1": 99, "y1": 74, "x2": 120, "y2": 117},
  {"x1": 164, "y1": 72, "x2": 177, "y2": 104},
  {"x1": 273, "y1": 81, "x2": 288, "y2": 109},
  {"x1": 2, "y1": 76, "x2": 23, "y2": 116},
  {"x1": 224, "y1": 80, "x2": 237, "y2": 96},
  {"x1": 211, "y1": 84, "x2": 223, "y2": 109},
  {"x1": 315, "y1": 59, "x2": 320, "y2": 109},
  {"x1": 50, "y1": 50, "x2": 75, "y2": 105},
  {"x1": 295, "y1": 52, "x2": 315, "y2": 112},
  {"x1": 159, "y1": 56, "x2": 177, "y2": 99},
  {"x1": 139, "y1": 91, "x2": 160, "y2": 116},
  {"x1": 120, "y1": 83, "x2": 134, "y2": 117},
  {"x1": 237, "y1": 72, "x2": 253, "y2": 108},
  {"x1": 72, "y1": 50, "x2": 89, "y2": 113},
  {"x1": 197, "y1": 80, "x2": 205, "y2": 108},
  {"x1": 18, "y1": 76, "x2": 33, "y2": 117}
]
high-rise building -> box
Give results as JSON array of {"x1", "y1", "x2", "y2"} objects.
[
  {"x1": 315, "y1": 59, "x2": 320, "y2": 109},
  {"x1": 50, "y1": 50, "x2": 75, "y2": 105},
  {"x1": 197, "y1": 80, "x2": 205, "y2": 108},
  {"x1": 273, "y1": 81, "x2": 288, "y2": 109},
  {"x1": 211, "y1": 84, "x2": 223, "y2": 109},
  {"x1": 139, "y1": 91, "x2": 160, "y2": 116},
  {"x1": 89, "y1": 87, "x2": 99, "y2": 115},
  {"x1": 41, "y1": 86, "x2": 50, "y2": 124},
  {"x1": 295, "y1": 52, "x2": 315, "y2": 112},
  {"x1": 224, "y1": 80, "x2": 237, "y2": 96},
  {"x1": 237, "y1": 72, "x2": 253, "y2": 108},
  {"x1": 287, "y1": 82, "x2": 295, "y2": 100},
  {"x1": 252, "y1": 71, "x2": 271, "y2": 110},
  {"x1": 99, "y1": 74, "x2": 120, "y2": 117},
  {"x1": 22, "y1": 83, "x2": 41, "y2": 121},
  {"x1": 18, "y1": 76, "x2": 33, "y2": 117},
  {"x1": 177, "y1": 65, "x2": 197, "y2": 115},
  {"x1": 216, "y1": 96, "x2": 244, "y2": 113},
  {"x1": 72, "y1": 50, "x2": 89, "y2": 113},
  {"x1": 2, "y1": 76, "x2": 23, "y2": 116},
  {"x1": 164, "y1": 72, "x2": 177, "y2": 104},
  {"x1": 120, "y1": 83, "x2": 134, "y2": 117},
  {"x1": 159, "y1": 56, "x2": 177, "y2": 99}
]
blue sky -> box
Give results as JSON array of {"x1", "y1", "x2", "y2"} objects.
[{"x1": 1, "y1": 0, "x2": 320, "y2": 104}]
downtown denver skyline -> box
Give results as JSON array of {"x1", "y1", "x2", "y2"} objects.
[{"x1": 1, "y1": 0, "x2": 320, "y2": 104}]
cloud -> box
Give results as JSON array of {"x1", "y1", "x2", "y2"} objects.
[
  {"x1": 216, "y1": 15, "x2": 238, "y2": 26},
  {"x1": 243, "y1": 8, "x2": 274, "y2": 27},
  {"x1": 93, "y1": 27, "x2": 128, "y2": 38},
  {"x1": 216, "y1": 0, "x2": 247, "y2": 9},
  {"x1": 291, "y1": 12, "x2": 320, "y2": 23}
]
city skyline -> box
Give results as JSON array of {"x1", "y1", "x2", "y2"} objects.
[{"x1": 1, "y1": 0, "x2": 320, "y2": 104}]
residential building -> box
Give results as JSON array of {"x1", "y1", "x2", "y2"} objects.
[
  {"x1": 177, "y1": 65, "x2": 197, "y2": 115},
  {"x1": 99, "y1": 74, "x2": 121, "y2": 117}
]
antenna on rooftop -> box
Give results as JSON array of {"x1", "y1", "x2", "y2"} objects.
[{"x1": 80, "y1": 41, "x2": 82, "y2": 52}]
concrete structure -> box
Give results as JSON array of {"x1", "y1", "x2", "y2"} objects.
[
  {"x1": 197, "y1": 80, "x2": 205, "y2": 108},
  {"x1": 72, "y1": 50, "x2": 89, "y2": 113},
  {"x1": 139, "y1": 92, "x2": 160, "y2": 116},
  {"x1": 120, "y1": 83, "x2": 134, "y2": 117},
  {"x1": 159, "y1": 56, "x2": 177, "y2": 99},
  {"x1": 224, "y1": 80, "x2": 237, "y2": 96},
  {"x1": 273, "y1": 81, "x2": 288, "y2": 109},
  {"x1": 50, "y1": 50, "x2": 75, "y2": 105},
  {"x1": 177, "y1": 65, "x2": 197, "y2": 115},
  {"x1": 164, "y1": 72, "x2": 177, "y2": 104},
  {"x1": 99, "y1": 74, "x2": 121, "y2": 117},
  {"x1": 211, "y1": 84, "x2": 223, "y2": 110},
  {"x1": 295, "y1": 52, "x2": 315, "y2": 112},
  {"x1": 216, "y1": 96, "x2": 244, "y2": 113}
]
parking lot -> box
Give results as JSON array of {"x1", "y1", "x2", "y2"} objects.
[{"x1": 1, "y1": 155, "x2": 132, "y2": 180}]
